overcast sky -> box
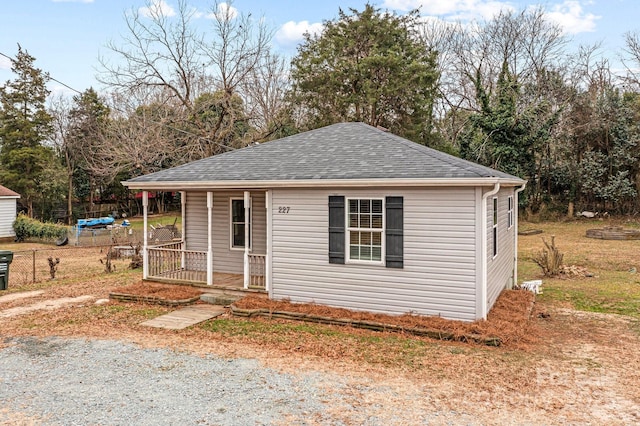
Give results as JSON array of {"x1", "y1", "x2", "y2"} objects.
[{"x1": 0, "y1": 0, "x2": 635, "y2": 96}]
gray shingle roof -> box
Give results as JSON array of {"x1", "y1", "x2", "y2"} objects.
[{"x1": 125, "y1": 122, "x2": 523, "y2": 186}]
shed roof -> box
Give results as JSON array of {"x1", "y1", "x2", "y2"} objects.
[
  {"x1": 125, "y1": 122, "x2": 525, "y2": 189},
  {"x1": 0, "y1": 185, "x2": 20, "y2": 198}
]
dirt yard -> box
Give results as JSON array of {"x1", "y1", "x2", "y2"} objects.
[
  {"x1": 1, "y1": 218, "x2": 639, "y2": 424},
  {"x1": 0, "y1": 272, "x2": 638, "y2": 425}
]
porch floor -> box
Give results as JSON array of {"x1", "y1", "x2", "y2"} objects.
[{"x1": 146, "y1": 271, "x2": 266, "y2": 293}]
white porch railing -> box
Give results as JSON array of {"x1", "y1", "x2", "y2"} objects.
[
  {"x1": 146, "y1": 241, "x2": 265, "y2": 288},
  {"x1": 147, "y1": 241, "x2": 207, "y2": 283},
  {"x1": 248, "y1": 254, "x2": 266, "y2": 289}
]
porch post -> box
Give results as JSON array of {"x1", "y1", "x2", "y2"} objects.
[
  {"x1": 181, "y1": 191, "x2": 186, "y2": 269},
  {"x1": 243, "y1": 190, "x2": 250, "y2": 289},
  {"x1": 142, "y1": 190, "x2": 149, "y2": 279},
  {"x1": 265, "y1": 190, "x2": 272, "y2": 294},
  {"x1": 207, "y1": 191, "x2": 213, "y2": 286}
]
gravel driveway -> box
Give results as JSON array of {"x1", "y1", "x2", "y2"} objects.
[{"x1": 0, "y1": 337, "x2": 335, "y2": 425}]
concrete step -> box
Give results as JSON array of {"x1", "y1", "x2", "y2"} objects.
[{"x1": 200, "y1": 292, "x2": 243, "y2": 306}]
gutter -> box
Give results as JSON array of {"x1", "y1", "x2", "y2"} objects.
[
  {"x1": 480, "y1": 182, "x2": 501, "y2": 320},
  {"x1": 122, "y1": 177, "x2": 525, "y2": 191},
  {"x1": 513, "y1": 183, "x2": 527, "y2": 287}
]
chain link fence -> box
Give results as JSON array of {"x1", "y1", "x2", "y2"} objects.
[
  {"x1": 70, "y1": 226, "x2": 143, "y2": 247},
  {"x1": 7, "y1": 245, "x2": 139, "y2": 290}
]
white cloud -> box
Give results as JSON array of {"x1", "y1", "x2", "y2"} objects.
[
  {"x1": 383, "y1": 0, "x2": 513, "y2": 20},
  {"x1": 139, "y1": 0, "x2": 176, "y2": 18},
  {"x1": 275, "y1": 21, "x2": 324, "y2": 47},
  {"x1": 206, "y1": 2, "x2": 239, "y2": 20},
  {"x1": 544, "y1": 1, "x2": 599, "y2": 34}
]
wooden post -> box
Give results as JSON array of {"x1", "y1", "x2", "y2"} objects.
[
  {"x1": 265, "y1": 190, "x2": 272, "y2": 294},
  {"x1": 243, "y1": 191, "x2": 250, "y2": 289},
  {"x1": 207, "y1": 191, "x2": 213, "y2": 286},
  {"x1": 181, "y1": 191, "x2": 186, "y2": 270},
  {"x1": 142, "y1": 191, "x2": 149, "y2": 279},
  {"x1": 32, "y1": 249, "x2": 36, "y2": 283}
]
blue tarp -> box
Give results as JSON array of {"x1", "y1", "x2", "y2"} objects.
[{"x1": 77, "y1": 217, "x2": 115, "y2": 229}]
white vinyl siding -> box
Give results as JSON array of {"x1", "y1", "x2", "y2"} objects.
[
  {"x1": 0, "y1": 198, "x2": 17, "y2": 238},
  {"x1": 184, "y1": 191, "x2": 266, "y2": 275},
  {"x1": 486, "y1": 187, "x2": 516, "y2": 310},
  {"x1": 184, "y1": 192, "x2": 208, "y2": 253},
  {"x1": 271, "y1": 187, "x2": 478, "y2": 321}
]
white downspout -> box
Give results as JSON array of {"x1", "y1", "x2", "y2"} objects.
[
  {"x1": 206, "y1": 191, "x2": 213, "y2": 286},
  {"x1": 513, "y1": 183, "x2": 527, "y2": 287},
  {"x1": 142, "y1": 191, "x2": 149, "y2": 280},
  {"x1": 243, "y1": 191, "x2": 250, "y2": 289},
  {"x1": 481, "y1": 182, "x2": 500, "y2": 320}
]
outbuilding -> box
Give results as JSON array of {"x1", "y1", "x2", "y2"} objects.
[
  {"x1": 0, "y1": 185, "x2": 20, "y2": 242},
  {"x1": 124, "y1": 123, "x2": 526, "y2": 321}
]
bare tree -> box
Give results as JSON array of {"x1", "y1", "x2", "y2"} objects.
[
  {"x1": 241, "y1": 52, "x2": 290, "y2": 139},
  {"x1": 622, "y1": 31, "x2": 640, "y2": 90},
  {"x1": 49, "y1": 94, "x2": 74, "y2": 223},
  {"x1": 99, "y1": 0, "x2": 203, "y2": 110},
  {"x1": 99, "y1": 0, "x2": 278, "y2": 160}
]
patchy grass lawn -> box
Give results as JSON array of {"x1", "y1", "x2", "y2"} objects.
[
  {"x1": 2, "y1": 217, "x2": 640, "y2": 423},
  {"x1": 519, "y1": 218, "x2": 640, "y2": 318}
]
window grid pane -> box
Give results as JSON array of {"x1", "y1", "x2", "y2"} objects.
[{"x1": 347, "y1": 198, "x2": 384, "y2": 262}]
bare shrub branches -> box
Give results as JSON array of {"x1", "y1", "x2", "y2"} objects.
[{"x1": 532, "y1": 236, "x2": 564, "y2": 277}]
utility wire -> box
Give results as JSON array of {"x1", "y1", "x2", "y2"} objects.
[
  {"x1": 0, "y1": 51, "x2": 82, "y2": 94},
  {"x1": 0, "y1": 50, "x2": 235, "y2": 152}
]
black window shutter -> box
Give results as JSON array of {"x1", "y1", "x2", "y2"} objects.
[
  {"x1": 385, "y1": 196, "x2": 404, "y2": 268},
  {"x1": 328, "y1": 196, "x2": 345, "y2": 264}
]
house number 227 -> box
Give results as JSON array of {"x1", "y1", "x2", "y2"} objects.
[{"x1": 278, "y1": 206, "x2": 290, "y2": 213}]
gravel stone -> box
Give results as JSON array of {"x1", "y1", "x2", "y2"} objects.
[{"x1": 0, "y1": 337, "x2": 336, "y2": 425}]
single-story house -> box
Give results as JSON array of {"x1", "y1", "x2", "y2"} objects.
[
  {"x1": 0, "y1": 185, "x2": 20, "y2": 241},
  {"x1": 124, "y1": 122, "x2": 526, "y2": 321}
]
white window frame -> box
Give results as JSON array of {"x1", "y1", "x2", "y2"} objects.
[
  {"x1": 492, "y1": 197, "x2": 498, "y2": 259},
  {"x1": 345, "y1": 197, "x2": 385, "y2": 265},
  {"x1": 507, "y1": 195, "x2": 514, "y2": 229},
  {"x1": 229, "y1": 197, "x2": 252, "y2": 251}
]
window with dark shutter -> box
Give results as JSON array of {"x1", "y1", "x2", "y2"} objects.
[
  {"x1": 385, "y1": 196, "x2": 403, "y2": 268},
  {"x1": 328, "y1": 196, "x2": 345, "y2": 264}
]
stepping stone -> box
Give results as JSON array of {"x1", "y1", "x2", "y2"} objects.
[{"x1": 141, "y1": 304, "x2": 225, "y2": 330}]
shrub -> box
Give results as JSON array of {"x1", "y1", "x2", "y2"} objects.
[
  {"x1": 531, "y1": 235, "x2": 564, "y2": 277},
  {"x1": 13, "y1": 214, "x2": 68, "y2": 242}
]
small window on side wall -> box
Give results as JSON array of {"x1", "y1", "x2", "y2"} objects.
[
  {"x1": 507, "y1": 196, "x2": 514, "y2": 229},
  {"x1": 492, "y1": 197, "x2": 498, "y2": 258}
]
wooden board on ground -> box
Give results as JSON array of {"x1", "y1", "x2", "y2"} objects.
[{"x1": 140, "y1": 304, "x2": 225, "y2": 330}]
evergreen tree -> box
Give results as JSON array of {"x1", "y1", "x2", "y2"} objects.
[
  {"x1": 65, "y1": 88, "x2": 111, "y2": 219},
  {"x1": 0, "y1": 45, "x2": 56, "y2": 217},
  {"x1": 290, "y1": 4, "x2": 439, "y2": 144},
  {"x1": 461, "y1": 61, "x2": 559, "y2": 208}
]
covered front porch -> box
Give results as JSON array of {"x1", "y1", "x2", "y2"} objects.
[{"x1": 139, "y1": 190, "x2": 270, "y2": 292}]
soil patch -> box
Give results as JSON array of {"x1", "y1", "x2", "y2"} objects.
[
  {"x1": 109, "y1": 281, "x2": 203, "y2": 305},
  {"x1": 234, "y1": 289, "x2": 537, "y2": 347}
]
